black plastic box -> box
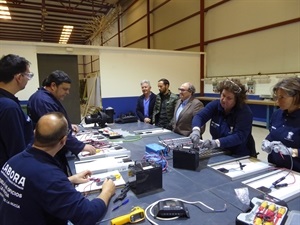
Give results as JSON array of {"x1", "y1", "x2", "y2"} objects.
[
  {"x1": 173, "y1": 148, "x2": 199, "y2": 171},
  {"x1": 128, "y1": 163, "x2": 162, "y2": 195}
]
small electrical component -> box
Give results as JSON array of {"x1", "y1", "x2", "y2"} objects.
[
  {"x1": 217, "y1": 167, "x2": 229, "y2": 173},
  {"x1": 89, "y1": 174, "x2": 117, "y2": 186},
  {"x1": 110, "y1": 206, "x2": 145, "y2": 225},
  {"x1": 113, "y1": 182, "x2": 130, "y2": 203},
  {"x1": 257, "y1": 186, "x2": 272, "y2": 194},
  {"x1": 153, "y1": 200, "x2": 190, "y2": 218},
  {"x1": 145, "y1": 143, "x2": 167, "y2": 156}
]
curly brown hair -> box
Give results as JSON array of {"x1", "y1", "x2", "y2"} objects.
[{"x1": 217, "y1": 78, "x2": 247, "y2": 107}]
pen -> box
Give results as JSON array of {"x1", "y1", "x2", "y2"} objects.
[{"x1": 112, "y1": 199, "x2": 129, "y2": 211}]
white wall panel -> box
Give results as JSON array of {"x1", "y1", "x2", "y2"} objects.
[
  {"x1": 99, "y1": 47, "x2": 203, "y2": 97},
  {"x1": 206, "y1": 23, "x2": 300, "y2": 77}
]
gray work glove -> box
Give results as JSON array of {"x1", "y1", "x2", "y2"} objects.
[
  {"x1": 271, "y1": 142, "x2": 293, "y2": 155},
  {"x1": 202, "y1": 139, "x2": 218, "y2": 150},
  {"x1": 261, "y1": 139, "x2": 272, "y2": 154},
  {"x1": 190, "y1": 129, "x2": 200, "y2": 145}
]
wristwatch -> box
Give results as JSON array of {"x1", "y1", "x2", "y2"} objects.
[{"x1": 292, "y1": 149, "x2": 298, "y2": 158}]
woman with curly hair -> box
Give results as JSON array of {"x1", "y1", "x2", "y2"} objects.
[{"x1": 190, "y1": 78, "x2": 256, "y2": 157}]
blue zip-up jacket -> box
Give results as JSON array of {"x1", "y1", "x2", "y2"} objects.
[
  {"x1": 266, "y1": 108, "x2": 300, "y2": 172},
  {"x1": 0, "y1": 88, "x2": 33, "y2": 168},
  {"x1": 192, "y1": 99, "x2": 255, "y2": 156},
  {"x1": 0, "y1": 147, "x2": 107, "y2": 225}
]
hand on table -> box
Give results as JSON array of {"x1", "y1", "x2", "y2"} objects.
[
  {"x1": 82, "y1": 144, "x2": 96, "y2": 155},
  {"x1": 201, "y1": 139, "x2": 218, "y2": 150}
]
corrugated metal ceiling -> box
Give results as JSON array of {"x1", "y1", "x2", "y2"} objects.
[{"x1": 0, "y1": 0, "x2": 119, "y2": 45}]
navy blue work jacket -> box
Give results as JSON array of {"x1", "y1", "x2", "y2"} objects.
[
  {"x1": 0, "y1": 88, "x2": 33, "y2": 168},
  {"x1": 266, "y1": 108, "x2": 300, "y2": 172},
  {"x1": 192, "y1": 99, "x2": 254, "y2": 156},
  {"x1": 27, "y1": 88, "x2": 84, "y2": 156},
  {"x1": 0, "y1": 147, "x2": 106, "y2": 225}
]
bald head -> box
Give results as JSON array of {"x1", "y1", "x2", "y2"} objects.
[
  {"x1": 178, "y1": 82, "x2": 195, "y2": 101},
  {"x1": 35, "y1": 112, "x2": 68, "y2": 147}
]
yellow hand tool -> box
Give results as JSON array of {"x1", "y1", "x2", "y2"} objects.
[{"x1": 110, "y1": 206, "x2": 145, "y2": 225}]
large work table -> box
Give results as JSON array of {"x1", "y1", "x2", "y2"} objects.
[{"x1": 69, "y1": 122, "x2": 300, "y2": 225}]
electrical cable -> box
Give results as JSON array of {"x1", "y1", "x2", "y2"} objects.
[
  {"x1": 109, "y1": 135, "x2": 142, "y2": 143},
  {"x1": 122, "y1": 135, "x2": 142, "y2": 142},
  {"x1": 157, "y1": 136, "x2": 166, "y2": 145},
  {"x1": 222, "y1": 160, "x2": 247, "y2": 172},
  {"x1": 145, "y1": 197, "x2": 227, "y2": 225},
  {"x1": 82, "y1": 178, "x2": 100, "y2": 197},
  {"x1": 142, "y1": 152, "x2": 168, "y2": 172},
  {"x1": 269, "y1": 148, "x2": 294, "y2": 189},
  {"x1": 270, "y1": 167, "x2": 296, "y2": 189},
  {"x1": 157, "y1": 136, "x2": 171, "y2": 156}
]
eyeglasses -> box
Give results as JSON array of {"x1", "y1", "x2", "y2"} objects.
[
  {"x1": 59, "y1": 129, "x2": 72, "y2": 140},
  {"x1": 223, "y1": 79, "x2": 242, "y2": 94},
  {"x1": 21, "y1": 72, "x2": 34, "y2": 80},
  {"x1": 67, "y1": 129, "x2": 72, "y2": 136},
  {"x1": 273, "y1": 94, "x2": 292, "y2": 101},
  {"x1": 178, "y1": 88, "x2": 188, "y2": 92}
]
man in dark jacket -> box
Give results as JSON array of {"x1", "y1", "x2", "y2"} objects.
[
  {"x1": 0, "y1": 54, "x2": 33, "y2": 168},
  {"x1": 153, "y1": 78, "x2": 178, "y2": 129},
  {"x1": 136, "y1": 80, "x2": 156, "y2": 124},
  {"x1": 27, "y1": 70, "x2": 96, "y2": 175},
  {"x1": 0, "y1": 112, "x2": 115, "y2": 225}
]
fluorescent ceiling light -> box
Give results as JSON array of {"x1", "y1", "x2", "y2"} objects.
[
  {"x1": 0, "y1": 1, "x2": 11, "y2": 20},
  {"x1": 59, "y1": 25, "x2": 73, "y2": 44}
]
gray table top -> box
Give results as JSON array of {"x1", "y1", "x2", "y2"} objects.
[{"x1": 69, "y1": 121, "x2": 300, "y2": 225}]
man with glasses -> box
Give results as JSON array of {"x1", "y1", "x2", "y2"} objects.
[
  {"x1": 152, "y1": 78, "x2": 178, "y2": 129},
  {"x1": 171, "y1": 82, "x2": 205, "y2": 137},
  {"x1": 22, "y1": 72, "x2": 34, "y2": 80},
  {"x1": 27, "y1": 70, "x2": 96, "y2": 175},
  {"x1": 190, "y1": 78, "x2": 256, "y2": 157},
  {"x1": 0, "y1": 54, "x2": 34, "y2": 168}
]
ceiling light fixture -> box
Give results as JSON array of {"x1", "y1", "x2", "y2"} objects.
[
  {"x1": 0, "y1": 0, "x2": 11, "y2": 20},
  {"x1": 59, "y1": 25, "x2": 73, "y2": 44}
]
